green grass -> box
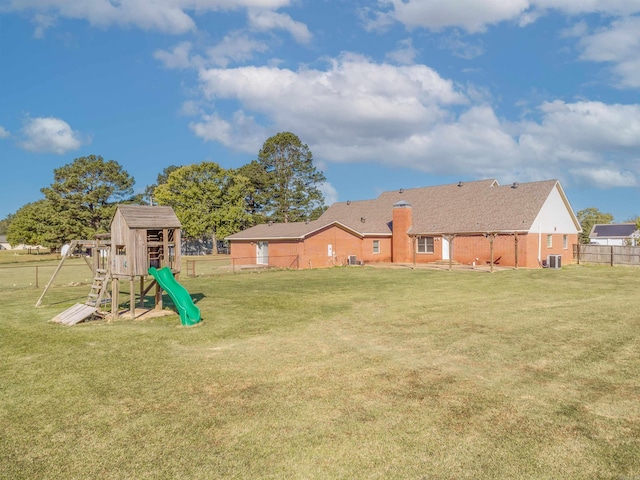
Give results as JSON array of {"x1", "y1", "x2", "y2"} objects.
[{"x1": 1, "y1": 264, "x2": 639, "y2": 479}]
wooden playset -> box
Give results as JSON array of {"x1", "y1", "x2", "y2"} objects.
[{"x1": 38, "y1": 205, "x2": 199, "y2": 326}]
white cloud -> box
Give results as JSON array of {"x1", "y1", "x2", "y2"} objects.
[
  {"x1": 374, "y1": 0, "x2": 640, "y2": 32},
  {"x1": 154, "y1": 41, "x2": 194, "y2": 69},
  {"x1": 247, "y1": 9, "x2": 312, "y2": 44},
  {"x1": 578, "y1": 16, "x2": 640, "y2": 88},
  {"x1": 386, "y1": 38, "x2": 419, "y2": 65},
  {"x1": 196, "y1": 54, "x2": 466, "y2": 140},
  {"x1": 569, "y1": 167, "x2": 637, "y2": 187},
  {"x1": 155, "y1": 33, "x2": 270, "y2": 70},
  {"x1": 189, "y1": 110, "x2": 266, "y2": 152},
  {"x1": 180, "y1": 100, "x2": 203, "y2": 116},
  {"x1": 514, "y1": 100, "x2": 640, "y2": 186},
  {"x1": 20, "y1": 117, "x2": 85, "y2": 154},
  {"x1": 6, "y1": 0, "x2": 293, "y2": 35},
  {"x1": 438, "y1": 31, "x2": 484, "y2": 59},
  {"x1": 206, "y1": 31, "x2": 269, "y2": 67},
  {"x1": 379, "y1": 0, "x2": 530, "y2": 33},
  {"x1": 320, "y1": 182, "x2": 338, "y2": 205},
  {"x1": 186, "y1": 54, "x2": 640, "y2": 189},
  {"x1": 32, "y1": 13, "x2": 56, "y2": 38},
  {"x1": 532, "y1": 0, "x2": 640, "y2": 16},
  {"x1": 0, "y1": 126, "x2": 10, "y2": 139}
]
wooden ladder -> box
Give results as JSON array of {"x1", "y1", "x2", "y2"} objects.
[{"x1": 86, "y1": 265, "x2": 110, "y2": 309}]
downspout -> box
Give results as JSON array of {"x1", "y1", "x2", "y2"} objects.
[{"x1": 538, "y1": 225, "x2": 541, "y2": 266}]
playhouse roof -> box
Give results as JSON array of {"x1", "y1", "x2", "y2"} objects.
[
  {"x1": 113, "y1": 205, "x2": 181, "y2": 229},
  {"x1": 226, "y1": 179, "x2": 578, "y2": 240}
]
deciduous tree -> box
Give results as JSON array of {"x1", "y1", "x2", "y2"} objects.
[
  {"x1": 0, "y1": 214, "x2": 13, "y2": 236},
  {"x1": 6, "y1": 200, "x2": 61, "y2": 248},
  {"x1": 153, "y1": 162, "x2": 251, "y2": 248},
  {"x1": 577, "y1": 207, "x2": 614, "y2": 244},
  {"x1": 144, "y1": 165, "x2": 181, "y2": 205}
]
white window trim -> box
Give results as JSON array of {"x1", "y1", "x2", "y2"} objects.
[
  {"x1": 417, "y1": 237, "x2": 434, "y2": 254},
  {"x1": 372, "y1": 240, "x2": 380, "y2": 254}
]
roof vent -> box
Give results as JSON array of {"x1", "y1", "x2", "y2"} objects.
[
  {"x1": 360, "y1": 217, "x2": 366, "y2": 223},
  {"x1": 458, "y1": 181, "x2": 463, "y2": 187},
  {"x1": 346, "y1": 200, "x2": 351, "y2": 205},
  {"x1": 399, "y1": 188, "x2": 404, "y2": 193},
  {"x1": 511, "y1": 182, "x2": 519, "y2": 188},
  {"x1": 268, "y1": 221, "x2": 273, "y2": 226},
  {"x1": 305, "y1": 219, "x2": 310, "y2": 224}
]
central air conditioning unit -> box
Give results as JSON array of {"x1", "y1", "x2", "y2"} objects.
[
  {"x1": 547, "y1": 254, "x2": 562, "y2": 269},
  {"x1": 348, "y1": 255, "x2": 358, "y2": 265}
]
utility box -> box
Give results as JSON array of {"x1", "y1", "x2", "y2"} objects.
[{"x1": 547, "y1": 254, "x2": 562, "y2": 269}]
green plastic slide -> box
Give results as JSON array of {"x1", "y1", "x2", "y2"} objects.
[{"x1": 148, "y1": 267, "x2": 201, "y2": 326}]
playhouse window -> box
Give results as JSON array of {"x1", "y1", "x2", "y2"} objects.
[
  {"x1": 417, "y1": 237, "x2": 434, "y2": 254},
  {"x1": 116, "y1": 245, "x2": 126, "y2": 256},
  {"x1": 373, "y1": 240, "x2": 380, "y2": 254}
]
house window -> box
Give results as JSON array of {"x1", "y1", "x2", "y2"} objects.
[
  {"x1": 417, "y1": 237, "x2": 434, "y2": 254},
  {"x1": 546, "y1": 235, "x2": 553, "y2": 248},
  {"x1": 373, "y1": 240, "x2": 380, "y2": 254},
  {"x1": 563, "y1": 235, "x2": 568, "y2": 249}
]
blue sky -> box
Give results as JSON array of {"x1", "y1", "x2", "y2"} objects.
[{"x1": 1, "y1": 0, "x2": 639, "y2": 222}]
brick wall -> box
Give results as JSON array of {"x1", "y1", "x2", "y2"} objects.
[
  {"x1": 230, "y1": 226, "x2": 391, "y2": 269},
  {"x1": 392, "y1": 203, "x2": 413, "y2": 263},
  {"x1": 230, "y1": 231, "x2": 579, "y2": 270}
]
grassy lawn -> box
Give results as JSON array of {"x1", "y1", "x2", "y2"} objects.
[{"x1": 1, "y1": 264, "x2": 639, "y2": 479}]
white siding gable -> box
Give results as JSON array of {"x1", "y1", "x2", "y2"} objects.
[{"x1": 529, "y1": 184, "x2": 580, "y2": 234}]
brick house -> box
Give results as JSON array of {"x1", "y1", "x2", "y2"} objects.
[
  {"x1": 589, "y1": 223, "x2": 639, "y2": 246},
  {"x1": 226, "y1": 179, "x2": 581, "y2": 269}
]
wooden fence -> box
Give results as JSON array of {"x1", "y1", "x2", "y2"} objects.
[{"x1": 574, "y1": 244, "x2": 640, "y2": 266}]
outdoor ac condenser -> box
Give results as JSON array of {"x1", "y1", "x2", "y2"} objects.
[
  {"x1": 547, "y1": 254, "x2": 561, "y2": 269},
  {"x1": 348, "y1": 255, "x2": 358, "y2": 265}
]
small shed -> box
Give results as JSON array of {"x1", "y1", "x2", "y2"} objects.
[{"x1": 110, "y1": 205, "x2": 182, "y2": 277}]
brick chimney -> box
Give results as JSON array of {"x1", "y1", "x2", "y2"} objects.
[{"x1": 392, "y1": 200, "x2": 412, "y2": 263}]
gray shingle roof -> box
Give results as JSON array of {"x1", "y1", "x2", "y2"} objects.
[
  {"x1": 227, "y1": 179, "x2": 569, "y2": 240},
  {"x1": 226, "y1": 219, "x2": 329, "y2": 240},
  {"x1": 115, "y1": 205, "x2": 181, "y2": 229},
  {"x1": 590, "y1": 223, "x2": 638, "y2": 238}
]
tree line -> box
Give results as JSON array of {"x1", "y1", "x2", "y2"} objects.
[{"x1": 3, "y1": 132, "x2": 326, "y2": 249}]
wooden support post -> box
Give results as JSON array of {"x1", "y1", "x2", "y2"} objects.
[
  {"x1": 163, "y1": 228, "x2": 169, "y2": 269},
  {"x1": 155, "y1": 282, "x2": 162, "y2": 310},
  {"x1": 129, "y1": 277, "x2": 135, "y2": 319},
  {"x1": 92, "y1": 243, "x2": 99, "y2": 274},
  {"x1": 485, "y1": 233, "x2": 497, "y2": 273},
  {"x1": 611, "y1": 246, "x2": 615, "y2": 267},
  {"x1": 35, "y1": 239, "x2": 78, "y2": 307},
  {"x1": 139, "y1": 276, "x2": 145, "y2": 308},
  {"x1": 444, "y1": 234, "x2": 456, "y2": 271},
  {"x1": 489, "y1": 234, "x2": 495, "y2": 273},
  {"x1": 112, "y1": 277, "x2": 119, "y2": 320},
  {"x1": 412, "y1": 236, "x2": 417, "y2": 268},
  {"x1": 514, "y1": 233, "x2": 519, "y2": 269}
]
